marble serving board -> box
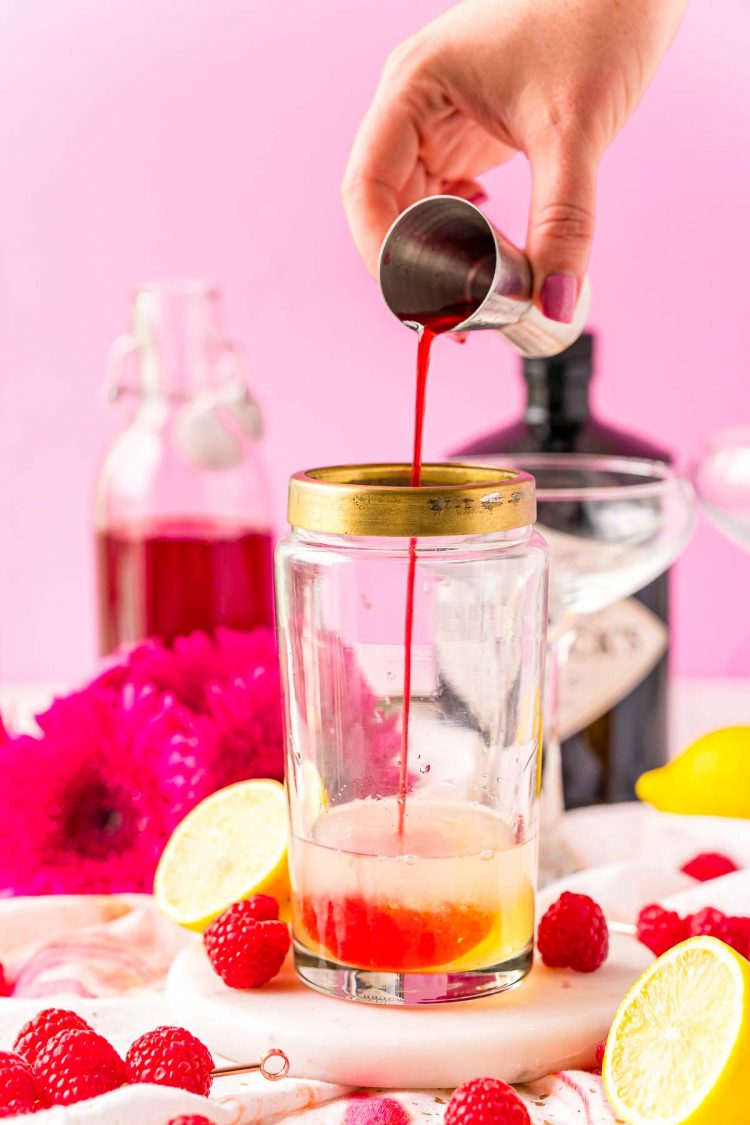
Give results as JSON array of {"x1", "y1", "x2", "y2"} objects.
[{"x1": 166, "y1": 931, "x2": 650, "y2": 1090}]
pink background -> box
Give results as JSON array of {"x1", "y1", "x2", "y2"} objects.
[{"x1": 0, "y1": 0, "x2": 748, "y2": 684}]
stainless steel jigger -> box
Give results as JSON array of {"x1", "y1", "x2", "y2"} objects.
[{"x1": 378, "y1": 195, "x2": 590, "y2": 358}]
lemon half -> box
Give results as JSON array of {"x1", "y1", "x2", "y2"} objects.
[
  {"x1": 603, "y1": 936, "x2": 750, "y2": 1125},
  {"x1": 155, "y1": 779, "x2": 289, "y2": 932}
]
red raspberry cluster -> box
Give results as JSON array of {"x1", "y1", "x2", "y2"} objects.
[
  {"x1": 537, "y1": 892, "x2": 609, "y2": 972},
  {"x1": 204, "y1": 895, "x2": 291, "y2": 988},
  {"x1": 0, "y1": 1007, "x2": 214, "y2": 1114},
  {"x1": 445, "y1": 1077, "x2": 530, "y2": 1125},
  {"x1": 0, "y1": 894, "x2": 288, "y2": 1115},
  {"x1": 637, "y1": 903, "x2": 750, "y2": 957}
]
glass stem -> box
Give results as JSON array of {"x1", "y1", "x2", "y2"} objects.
[{"x1": 539, "y1": 624, "x2": 577, "y2": 885}]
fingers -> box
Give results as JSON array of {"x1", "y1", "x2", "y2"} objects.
[
  {"x1": 442, "y1": 178, "x2": 488, "y2": 207},
  {"x1": 527, "y1": 135, "x2": 600, "y2": 323},
  {"x1": 342, "y1": 92, "x2": 421, "y2": 278}
]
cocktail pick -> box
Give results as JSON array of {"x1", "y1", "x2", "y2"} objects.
[
  {"x1": 210, "y1": 1047, "x2": 289, "y2": 1082},
  {"x1": 607, "y1": 920, "x2": 637, "y2": 937}
]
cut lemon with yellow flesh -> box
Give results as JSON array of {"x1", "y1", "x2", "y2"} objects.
[
  {"x1": 154, "y1": 779, "x2": 289, "y2": 932},
  {"x1": 603, "y1": 937, "x2": 750, "y2": 1125}
]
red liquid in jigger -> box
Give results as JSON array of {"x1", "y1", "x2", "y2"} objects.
[
  {"x1": 97, "y1": 520, "x2": 275, "y2": 652},
  {"x1": 398, "y1": 304, "x2": 474, "y2": 835}
]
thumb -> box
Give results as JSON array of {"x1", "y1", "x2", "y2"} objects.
[{"x1": 526, "y1": 136, "x2": 599, "y2": 323}]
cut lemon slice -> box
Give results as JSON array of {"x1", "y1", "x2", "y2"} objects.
[
  {"x1": 154, "y1": 779, "x2": 289, "y2": 932},
  {"x1": 603, "y1": 936, "x2": 750, "y2": 1125}
]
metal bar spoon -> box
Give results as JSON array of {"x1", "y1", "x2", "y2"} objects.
[{"x1": 210, "y1": 1048, "x2": 290, "y2": 1082}]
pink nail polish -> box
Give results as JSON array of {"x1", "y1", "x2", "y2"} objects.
[
  {"x1": 468, "y1": 191, "x2": 488, "y2": 206},
  {"x1": 540, "y1": 273, "x2": 577, "y2": 324}
]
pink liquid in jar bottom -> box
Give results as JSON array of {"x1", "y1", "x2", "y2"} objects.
[{"x1": 97, "y1": 519, "x2": 275, "y2": 653}]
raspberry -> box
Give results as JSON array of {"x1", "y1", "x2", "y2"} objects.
[
  {"x1": 687, "y1": 906, "x2": 735, "y2": 943},
  {"x1": 233, "y1": 894, "x2": 280, "y2": 922},
  {"x1": 636, "y1": 904, "x2": 688, "y2": 957},
  {"x1": 167, "y1": 1118, "x2": 213, "y2": 1125},
  {"x1": 125, "y1": 1026, "x2": 213, "y2": 1097},
  {"x1": 33, "y1": 1028, "x2": 127, "y2": 1105},
  {"x1": 204, "y1": 899, "x2": 291, "y2": 988},
  {"x1": 681, "y1": 852, "x2": 739, "y2": 882},
  {"x1": 687, "y1": 906, "x2": 731, "y2": 939},
  {"x1": 727, "y1": 916, "x2": 750, "y2": 958},
  {"x1": 685, "y1": 909, "x2": 750, "y2": 958},
  {"x1": 537, "y1": 892, "x2": 608, "y2": 972},
  {"x1": 0, "y1": 1051, "x2": 40, "y2": 1117},
  {"x1": 0, "y1": 965, "x2": 9, "y2": 998},
  {"x1": 14, "y1": 1007, "x2": 93, "y2": 1065},
  {"x1": 445, "y1": 1077, "x2": 530, "y2": 1125}
]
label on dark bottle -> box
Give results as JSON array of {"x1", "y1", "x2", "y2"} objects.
[{"x1": 559, "y1": 598, "x2": 668, "y2": 740}]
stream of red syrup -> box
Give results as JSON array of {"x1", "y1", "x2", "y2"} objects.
[{"x1": 397, "y1": 304, "x2": 474, "y2": 837}]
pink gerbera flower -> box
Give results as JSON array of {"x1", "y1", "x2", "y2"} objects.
[
  {"x1": 0, "y1": 685, "x2": 212, "y2": 895},
  {"x1": 104, "y1": 628, "x2": 285, "y2": 786}
]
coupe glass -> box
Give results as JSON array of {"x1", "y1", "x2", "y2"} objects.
[
  {"x1": 692, "y1": 427, "x2": 750, "y2": 553},
  {"x1": 464, "y1": 454, "x2": 695, "y2": 880}
]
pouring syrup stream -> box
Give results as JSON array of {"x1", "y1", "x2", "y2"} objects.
[{"x1": 397, "y1": 304, "x2": 474, "y2": 838}]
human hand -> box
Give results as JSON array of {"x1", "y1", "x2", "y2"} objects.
[{"x1": 343, "y1": 0, "x2": 688, "y2": 321}]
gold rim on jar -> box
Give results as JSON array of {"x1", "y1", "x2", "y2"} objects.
[{"x1": 287, "y1": 463, "x2": 536, "y2": 537}]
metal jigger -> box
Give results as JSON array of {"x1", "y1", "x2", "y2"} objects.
[{"x1": 378, "y1": 195, "x2": 590, "y2": 358}]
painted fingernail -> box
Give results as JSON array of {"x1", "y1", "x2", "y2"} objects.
[
  {"x1": 468, "y1": 190, "x2": 488, "y2": 205},
  {"x1": 541, "y1": 273, "x2": 577, "y2": 324}
]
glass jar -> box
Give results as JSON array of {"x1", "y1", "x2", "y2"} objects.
[
  {"x1": 275, "y1": 463, "x2": 548, "y2": 1005},
  {"x1": 95, "y1": 280, "x2": 274, "y2": 653}
]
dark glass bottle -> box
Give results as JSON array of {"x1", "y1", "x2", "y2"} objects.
[{"x1": 452, "y1": 332, "x2": 671, "y2": 806}]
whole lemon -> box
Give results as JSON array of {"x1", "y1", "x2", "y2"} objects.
[{"x1": 636, "y1": 726, "x2": 750, "y2": 817}]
